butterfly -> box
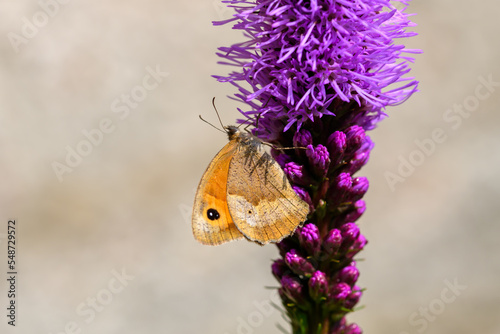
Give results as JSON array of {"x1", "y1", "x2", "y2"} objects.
[{"x1": 192, "y1": 122, "x2": 310, "y2": 246}]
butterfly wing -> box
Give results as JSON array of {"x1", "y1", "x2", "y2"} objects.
[
  {"x1": 192, "y1": 139, "x2": 245, "y2": 245},
  {"x1": 226, "y1": 138, "x2": 309, "y2": 244}
]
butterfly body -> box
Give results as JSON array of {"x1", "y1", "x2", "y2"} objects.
[{"x1": 192, "y1": 126, "x2": 309, "y2": 245}]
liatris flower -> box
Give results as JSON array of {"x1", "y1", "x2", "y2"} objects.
[{"x1": 214, "y1": 0, "x2": 419, "y2": 333}]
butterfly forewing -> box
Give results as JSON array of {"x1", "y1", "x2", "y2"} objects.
[{"x1": 192, "y1": 140, "x2": 245, "y2": 245}]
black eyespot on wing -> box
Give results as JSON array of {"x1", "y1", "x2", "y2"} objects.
[{"x1": 206, "y1": 208, "x2": 220, "y2": 220}]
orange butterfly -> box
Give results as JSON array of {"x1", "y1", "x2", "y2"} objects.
[{"x1": 192, "y1": 123, "x2": 309, "y2": 245}]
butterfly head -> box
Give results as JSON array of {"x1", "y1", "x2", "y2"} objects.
[{"x1": 224, "y1": 125, "x2": 241, "y2": 141}]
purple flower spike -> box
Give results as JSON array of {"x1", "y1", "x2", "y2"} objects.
[
  {"x1": 347, "y1": 234, "x2": 368, "y2": 259},
  {"x1": 281, "y1": 275, "x2": 305, "y2": 305},
  {"x1": 309, "y1": 270, "x2": 329, "y2": 302},
  {"x1": 327, "y1": 131, "x2": 347, "y2": 166},
  {"x1": 362, "y1": 135, "x2": 375, "y2": 153},
  {"x1": 214, "y1": 0, "x2": 420, "y2": 332},
  {"x1": 330, "y1": 318, "x2": 347, "y2": 334},
  {"x1": 284, "y1": 162, "x2": 311, "y2": 186},
  {"x1": 336, "y1": 173, "x2": 353, "y2": 190},
  {"x1": 272, "y1": 259, "x2": 289, "y2": 281},
  {"x1": 323, "y1": 228, "x2": 342, "y2": 256},
  {"x1": 293, "y1": 129, "x2": 313, "y2": 148},
  {"x1": 345, "y1": 200, "x2": 366, "y2": 222},
  {"x1": 298, "y1": 223, "x2": 321, "y2": 256},
  {"x1": 349, "y1": 177, "x2": 370, "y2": 202},
  {"x1": 214, "y1": 1, "x2": 419, "y2": 133},
  {"x1": 331, "y1": 282, "x2": 351, "y2": 301},
  {"x1": 345, "y1": 126, "x2": 366, "y2": 155},
  {"x1": 345, "y1": 323, "x2": 363, "y2": 334},
  {"x1": 357, "y1": 234, "x2": 368, "y2": 249},
  {"x1": 355, "y1": 233, "x2": 368, "y2": 249},
  {"x1": 345, "y1": 286, "x2": 363, "y2": 309},
  {"x1": 339, "y1": 266, "x2": 360, "y2": 286},
  {"x1": 328, "y1": 172, "x2": 352, "y2": 207},
  {"x1": 285, "y1": 249, "x2": 315, "y2": 277},
  {"x1": 277, "y1": 238, "x2": 295, "y2": 258},
  {"x1": 340, "y1": 223, "x2": 360, "y2": 250},
  {"x1": 306, "y1": 144, "x2": 330, "y2": 178},
  {"x1": 292, "y1": 186, "x2": 313, "y2": 209},
  {"x1": 346, "y1": 150, "x2": 371, "y2": 174}
]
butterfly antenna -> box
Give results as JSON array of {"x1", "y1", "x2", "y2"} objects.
[
  {"x1": 198, "y1": 115, "x2": 226, "y2": 134},
  {"x1": 212, "y1": 97, "x2": 226, "y2": 130}
]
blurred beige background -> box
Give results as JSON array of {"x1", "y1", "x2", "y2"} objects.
[{"x1": 0, "y1": 1, "x2": 499, "y2": 333}]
